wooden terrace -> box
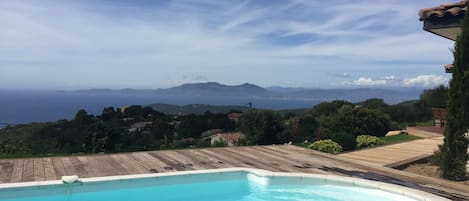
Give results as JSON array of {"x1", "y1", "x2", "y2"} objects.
[{"x1": 0, "y1": 145, "x2": 467, "y2": 200}]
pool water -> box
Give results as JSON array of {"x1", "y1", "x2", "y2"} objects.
[{"x1": 0, "y1": 170, "x2": 434, "y2": 201}]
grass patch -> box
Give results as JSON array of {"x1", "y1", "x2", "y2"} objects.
[
  {"x1": 293, "y1": 142, "x2": 309, "y2": 148},
  {"x1": 379, "y1": 134, "x2": 421, "y2": 145},
  {"x1": 415, "y1": 120, "x2": 434, "y2": 127}
]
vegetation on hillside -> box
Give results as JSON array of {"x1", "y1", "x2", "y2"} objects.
[{"x1": 0, "y1": 85, "x2": 448, "y2": 157}]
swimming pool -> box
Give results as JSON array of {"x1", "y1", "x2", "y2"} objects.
[{"x1": 0, "y1": 168, "x2": 448, "y2": 201}]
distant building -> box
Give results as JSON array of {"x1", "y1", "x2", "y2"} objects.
[
  {"x1": 201, "y1": 129, "x2": 222, "y2": 138},
  {"x1": 128, "y1": 121, "x2": 153, "y2": 133},
  {"x1": 432, "y1": 108, "x2": 447, "y2": 128},
  {"x1": 121, "y1": 105, "x2": 131, "y2": 113},
  {"x1": 228, "y1": 112, "x2": 242, "y2": 123},
  {"x1": 203, "y1": 132, "x2": 246, "y2": 147},
  {"x1": 122, "y1": 117, "x2": 135, "y2": 122},
  {"x1": 178, "y1": 137, "x2": 195, "y2": 144}
]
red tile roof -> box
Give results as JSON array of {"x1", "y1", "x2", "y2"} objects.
[
  {"x1": 228, "y1": 112, "x2": 242, "y2": 121},
  {"x1": 419, "y1": 1, "x2": 467, "y2": 21},
  {"x1": 218, "y1": 132, "x2": 246, "y2": 143},
  {"x1": 445, "y1": 64, "x2": 453, "y2": 73}
]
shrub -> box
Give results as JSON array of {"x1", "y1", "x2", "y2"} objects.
[
  {"x1": 308, "y1": 139, "x2": 343, "y2": 154},
  {"x1": 430, "y1": 149, "x2": 441, "y2": 166},
  {"x1": 337, "y1": 108, "x2": 391, "y2": 137},
  {"x1": 389, "y1": 121, "x2": 405, "y2": 131},
  {"x1": 211, "y1": 140, "x2": 227, "y2": 147},
  {"x1": 326, "y1": 132, "x2": 356, "y2": 151},
  {"x1": 356, "y1": 135, "x2": 384, "y2": 149}
]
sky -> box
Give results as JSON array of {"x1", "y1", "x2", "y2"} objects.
[{"x1": 0, "y1": 0, "x2": 456, "y2": 90}]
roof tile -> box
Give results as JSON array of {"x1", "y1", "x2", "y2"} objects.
[{"x1": 419, "y1": 1, "x2": 467, "y2": 21}]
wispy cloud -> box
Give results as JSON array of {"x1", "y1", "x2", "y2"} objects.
[{"x1": 0, "y1": 0, "x2": 454, "y2": 89}]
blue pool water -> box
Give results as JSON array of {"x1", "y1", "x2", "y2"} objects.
[{"x1": 0, "y1": 171, "x2": 424, "y2": 201}]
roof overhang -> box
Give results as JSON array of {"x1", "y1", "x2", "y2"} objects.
[
  {"x1": 422, "y1": 21, "x2": 461, "y2": 41},
  {"x1": 419, "y1": 1, "x2": 467, "y2": 41}
]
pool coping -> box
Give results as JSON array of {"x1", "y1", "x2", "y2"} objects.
[{"x1": 0, "y1": 167, "x2": 450, "y2": 201}]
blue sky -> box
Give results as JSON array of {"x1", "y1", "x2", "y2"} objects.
[{"x1": 0, "y1": 0, "x2": 455, "y2": 90}]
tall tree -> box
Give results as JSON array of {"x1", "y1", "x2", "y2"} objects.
[
  {"x1": 439, "y1": 12, "x2": 469, "y2": 180},
  {"x1": 238, "y1": 110, "x2": 284, "y2": 145}
]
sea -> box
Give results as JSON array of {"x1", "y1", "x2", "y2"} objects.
[{"x1": 0, "y1": 90, "x2": 318, "y2": 125}]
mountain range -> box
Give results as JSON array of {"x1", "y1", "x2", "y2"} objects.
[{"x1": 76, "y1": 82, "x2": 423, "y2": 104}]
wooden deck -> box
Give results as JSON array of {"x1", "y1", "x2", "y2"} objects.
[
  {"x1": 406, "y1": 126, "x2": 445, "y2": 138},
  {"x1": 0, "y1": 145, "x2": 467, "y2": 200},
  {"x1": 339, "y1": 136, "x2": 444, "y2": 167}
]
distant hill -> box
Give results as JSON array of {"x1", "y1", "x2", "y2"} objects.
[
  {"x1": 286, "y1": 88, "x2": 421, "y2": 103},
  {"x1": 155, "y1": 82, "x2": 272, "y2": 97},
  {"x1": 75, "y1": 82, "x2": 423, "y2": 105},
  {"x1": 149, "y1": 103, "x2": 249, "y2": 115},
  {"x1": 266, "y1": 86, "x2": 309, "y2": 93}
]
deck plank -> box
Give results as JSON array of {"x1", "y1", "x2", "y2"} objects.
[
  {"x1": 60, "y1": 158, "x2": 78, "y2": 176},
  {"x1": 190, "y1": 149, "x2": 235, "y2": 168},
  {"x1": 148, "y1": 152, "x2": 191, "y2": 171},
  {"x1": 22, "y1": 159, "x2": 34, "y2": 182},
  {"x1": 51, "y1": 158, "x2": 67, "y2": 178},
  {"x1": 245, "y1": 147, "x2": 319, "y2": 173},
  {"x1": 98, "y1": 155, "x2": 129, "y2": 176},
  {"x1": 0, "y1": 160, "x2": 14, "y2": 183},
  {"x1": 110, "y1": 154, "x2": 148, "y2": 175},
  {"x1": 175, "y1": 150, "x2": 222, "y2": 169},
  {"x1": 43, "y1": 158, "x2": 57, "y2": 180},
  {"x1": 69, "y1": 157, "x2": 87, "y2": 177},
  {"x1": 198, "y1": 149, "x2": 253, "y2": 168},
  {"x1": 223, "y1": 147, "x2": 288, "y2": 172},
  {"x1": 10, "y1": 160, "x2": 24, "y2": 183},
  {"x1": 139, "y1": 152, "x2": 176, "y2": 173},
  {"x1": 33, "y1": 159, "x2": 45, "y2": 181},
  {"x1": 159, "y1": 151, "x2": 206, "y2": 170},
  {"x1": 339, "y1": 137, "x2": 443, "y2": 167},
  {"x1": 128, "y1": 153, "x2": 162, "y2": 173}
]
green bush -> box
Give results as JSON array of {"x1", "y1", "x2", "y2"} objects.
[
  {"x1": 308, "y1": 139, "x2": 343, "y2": 154},
  {"x1": 326, "y1": 132, "x2": 356, "y2": 151},
  {"x1": 336, "y1": 108, "x2": 391, "y2": 137},
  {"x1": 211, "y1": 139, "x2": 228, "y2": 147},
  {"x1": 356, "y1": 135, "x2": 384, "y2": 149},
  {"x1": 430, "y1": 149, "x2": 441, "y2": 166}
]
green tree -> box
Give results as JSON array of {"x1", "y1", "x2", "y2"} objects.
[
  {"x1": 383, "y1": 103, "x2": 418, "y2": 123},
  {"x1": 307, "y1": 100, "x2": 353, "y2": 117},
  {"x1": 439, "y1": 13, "x2": 469, "y2": 180},
  {"x1": 178, "y1": 114, "x2": 209, "y2": 138},
  {"x1": 123, "y1": 105, "x2": 144, "y2": 117},
  {"x1": 417, "y1": 85, "x2": 449, "y2": 109},
  {"x1": 285, "y1": 115, "x2": 318, "y2": 142},
  {"x1": 360, "y1": 98, "x2": 388, "y2": 110},
  {"x1": 336, "y1": 108, "x2": 391, "y2": 137},
  {"x1": 326, "y1": 131, "x2": 356, "y2": 151},
  {"x1": 238, "y1": 110, "x2": 284, "y2": 145},
  {"x1": 74, "y1": 109, "x2": 93, "y2": 125}
]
